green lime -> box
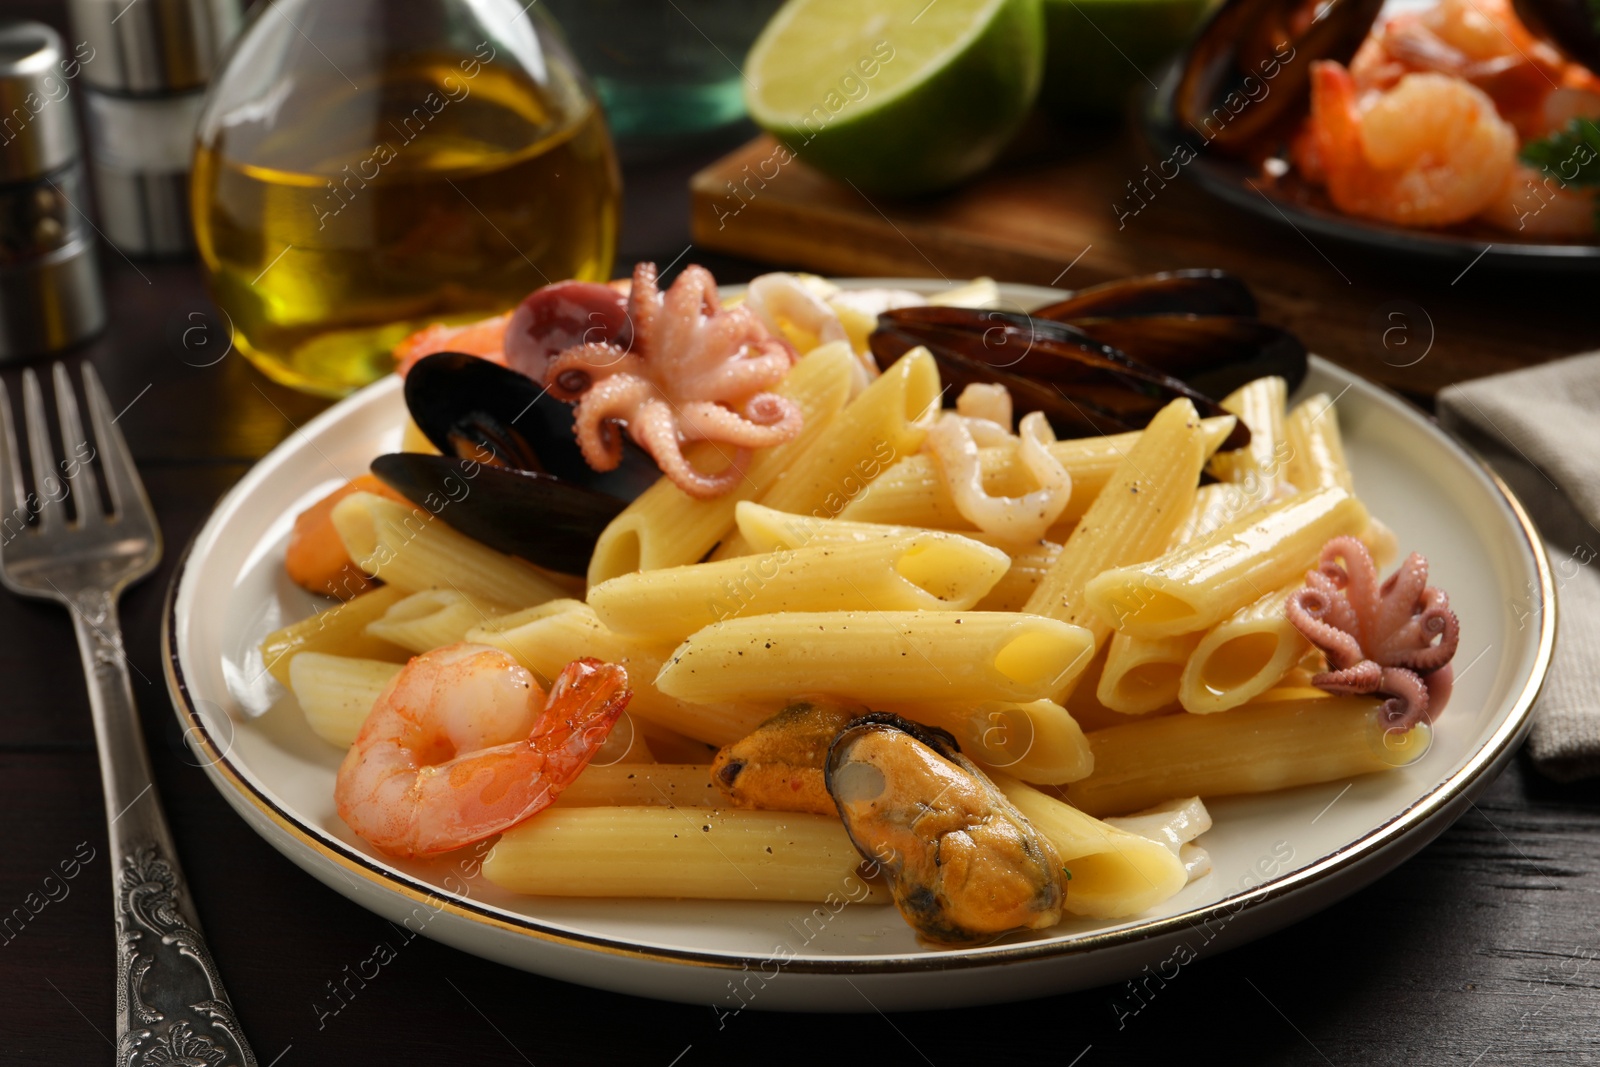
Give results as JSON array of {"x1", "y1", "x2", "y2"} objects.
[
  {"x1": 745, "y1": 0, "x2": 1045, "y2": 195},
  {"x1": 1038, "y1": 0, "x2": 1210, "y2": 121}
]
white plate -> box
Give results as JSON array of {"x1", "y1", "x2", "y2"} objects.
[{"x1": 164, "y1": 281, "x2": 1553, "y2": 1011}]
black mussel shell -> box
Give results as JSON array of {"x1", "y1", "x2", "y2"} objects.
[
  {"x1": 1174, "y1": 0, "x2": 1383, "y2": 154},
  {"x1": 1512, "y1": 0, "x2": 1600, "y2": 72},
  {"x1": 1066, "y1": 315, "x2": 1307, "y2": 398},
  {"x1": 403, "y1": 351, "x2": 661, "y2": 500},
  {"x1": 371, "y1": 453, "x2": 625, "y2": 576},
  {"x1": 872, "y1": 308, "x2": 1251, "y2": 450},
  {"x1": 1031, "y1": 269, "x2": 1257, "y2": 320},
  {"x1": 404, "y1": 351, "x2": 586, "y2": 479}
]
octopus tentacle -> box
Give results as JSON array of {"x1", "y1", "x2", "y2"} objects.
[
  {"x1": 1374, "y1": 553, "x2": 1430, "y2": 641},
  {"x1": 629, "y1": 262, "x2": 661, "y2": 358},
  {"x1": 1286, "y1": 588, "x2": 1367, "y2": 669},
  {"x1": 630, "y1": 398, "x2": 748, "y2": 500},
  {"x1": 1326, "y1": 536, "x2": 1381, "y2": 643},
  {"x1": 694, "y1": 350, "x2": 796, "y2": 401},
  {"x1": 545, "y1": 346, "x2": 644, "y2": 399},
  {"x1": 1303, "y1": 569, "x2": 1361, "y2": 637},
  {"x1": 1385, "y1": 602, "x2": 1460, "y2": 671},
  {"x1": 571, "y1": 376, "x2": 656, "y2": 471},
  {"x1": 1375, "y1": 666, "x2": 1430, "y2": 730},
  {"x1": 674, "y1": 396, "x2": 803, "y2": 447},
  {"x1": 1421, "y1": 664, "x2": 1453, "y2": 724},
  {"x1": 1286, "y1": 536, "x2": 1460, "y2": 730},
  {"x1": 1311, "y1": 659, "x2": 1384, "y2": 694}
]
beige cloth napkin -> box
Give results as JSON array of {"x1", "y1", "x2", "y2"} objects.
[{"x1": 1437, "y1": 353, "x2": 1600, "y2": 781}]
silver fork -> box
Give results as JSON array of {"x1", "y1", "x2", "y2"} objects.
[{"x1": 0, "y1": 363, "x2": 255, "y2": 1067}]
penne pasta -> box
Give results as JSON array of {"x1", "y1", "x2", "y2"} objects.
[
  {"x1": 287, "y1": 652, "x2": 401, "y2": 748},
  {"x1": 655, "y1": 610, "x2": 1096, "y2": 707},
  {"x1": 974, "y1": 539, "x2": 1062, "y2": 612},
  {"x1": 731, "y1": 501, "x2": 1058, "y2": 612},
  {"x1": 589, "y1": 533, "x2": 1010, "y2": 643},
  {"x1": 711, "y1": 347, "x2": 941, "y2": 558},
  {"x1": 882, "y1": 698, "x2": 1094, "y2": 785},
  {"x1": 1084, "y1": 486, "x2": 1369, "y2": 639},
  {"x1": 1209, "y1": 376, "x2": 1289, "y2": 499},
  {"x1": 364, "y1": 588, "x2": 495, "y2": 653},
  {"x1": 990, "y1": 774, "x2": 1188, "y2": 919},
  {"x1": 331, "y1": 492, "x2": 566, "y2": 612},
  {"x1": 482, "y1": 806, "x2": 889, "y2": 902},
  {"x1": 1097, "y1": 631, "x2": 1203, "y2": 715},
  {"x1": 1023, "y1": 400, "x2": 1217, "y2": 672},
  {"x1": 837, "y1": 416, "x2": 1238, "y2": 532},
  {"x1": 585, "y1": 342, "x2": 856, "y2": 584},
  {"x1": 1179, "y1": 585, "x2": 1311, "y2": 714},
  {"x1": 1284, "y1": 392, "x2": 1354, "y2": 494},
  {"x1": 554, "y1": 764, "x2": 721, "y2": 807},
  {"x1": 1280, "y1": 394, "x2": 1398, "y2": 567},
  {"x1": 465, "y1": 599, "x2": 769, "y2": 746},
  {"x1": 1171, "y1": 482, "x2": 1255, "y2": 547},
  {"x1": 1063, "y1": 695, "x2": 1427, "y2": 817},
  {"x1": 259, "y1": 584, "x2": 411, "y2": 686}
]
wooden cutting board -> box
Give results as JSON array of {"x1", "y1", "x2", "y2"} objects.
[{"x1": 689, "y1": 127, "x2": 1600, "y2": 398}]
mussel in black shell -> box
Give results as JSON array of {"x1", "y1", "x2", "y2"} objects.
[
  {"x1": 826, "y1": 713, "x2": 1064, "y2": 945},
  {"x1": 1031, "y1": 269, "x2": 1257, "y2": 319},
  {"x1": 871, "y1": 306, "x2": 1254, "y2": 450},
  {"x1": 869, "y1": 270, "x2": 1310, "y2": 451},
  {"x1": 370, "y1": 453, "x2": 625, "y2": 576},
  {"x1": 404, "y1": 350, "x2": 661, "y2": 499},
  {"x1": 1173, "y1": 0, "x2": 1383, "y2": 154}
]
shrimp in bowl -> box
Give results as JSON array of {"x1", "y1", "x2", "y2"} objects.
[
  {"x1": 1303, "y1": 62, "x2": 1517, "y2": 227},
  {"x1": 334, "y1": 644, "x2": 630, "y2": 859}
]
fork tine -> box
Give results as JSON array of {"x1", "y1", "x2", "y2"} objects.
[
  {"x1": 51, "y1": 363, "x2": 101, "y2": 524},
  {"x1": 21, "y1": 369, "x2": 65, "y2": 533},
  {"x1": 0, "y1": 379, "x2": 27, "y2": 541},
  {"x1": 81, "y1": 363, "x2": 151, "y2": 525}
]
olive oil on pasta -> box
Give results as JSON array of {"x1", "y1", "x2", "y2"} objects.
[{"x1": 193, "y1": 58, "x2": 620, "y2": 397}]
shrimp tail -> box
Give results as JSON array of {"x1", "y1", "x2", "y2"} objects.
[
  {"x1": 533, "y1": 658, "x2": 633, "y2": 776},
  {"x1": 403, "y1": 658, "x2": 630, "y2": 857}
]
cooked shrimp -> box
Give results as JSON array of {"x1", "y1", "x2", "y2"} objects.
[
  {"x1": 335, "y1": 646, "x2": 630, "y2": 858},
  {"x1": 1308, "y1": 63, "x2": 1517, "y2": 227},
  {"x1": 394, "y1": 312, "x2": 510, "y2": 376},
  {"x1": 1349, "y1": 0, "x2": 1573, "y2": 137}
]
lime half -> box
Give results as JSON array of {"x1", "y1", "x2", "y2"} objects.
[{"x1": 745, "y1": 0, "x2": 1044, "y2": 195}]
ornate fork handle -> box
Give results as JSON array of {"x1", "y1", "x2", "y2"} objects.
[{"x1": 69, "y1": 588, "x2": 256, "y2": 1067}]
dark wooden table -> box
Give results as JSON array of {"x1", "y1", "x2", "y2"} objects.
[{"x1": 5, "y1": 22, "x2": 1600, "y2": 1067}]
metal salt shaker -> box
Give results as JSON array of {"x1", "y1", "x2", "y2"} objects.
[
  {"x1": 68, "y1": 0, "x2": 243, "y2": 257},
  {"x1": 0, "y1": 20, "x2": 106, "y2": 360}
]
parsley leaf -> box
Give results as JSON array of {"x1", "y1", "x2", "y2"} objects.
[{"x1": 1519, "y1": 118, "x2": 1600, "y2": 187}]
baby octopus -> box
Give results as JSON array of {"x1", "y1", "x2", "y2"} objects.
[
  {"x1": 1285, "y1": 536, "x2": 1460, "y2": 731},
  {"x1": 544, "y1": 262, "x2": 805, "y2": 499}
]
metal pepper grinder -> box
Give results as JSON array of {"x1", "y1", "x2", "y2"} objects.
[
  {"x1": 68, "y1": 0, "x2": 243, "y2": 257},
  {"x1": 0, "y1": 20, "x2": 106, "y2": 360}
]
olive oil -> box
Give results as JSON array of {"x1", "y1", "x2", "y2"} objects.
[{"x1": 193, "y1": 59, "x2": 619, "y2": 396}]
